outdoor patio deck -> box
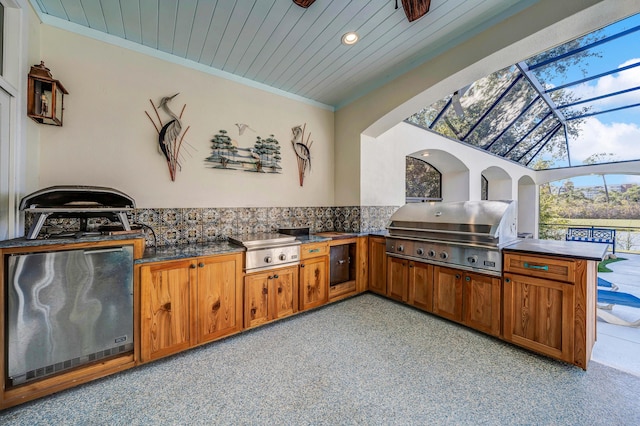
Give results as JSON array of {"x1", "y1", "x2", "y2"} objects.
[{"x1": 592, "y1": 253, "x2": 640, "y2": 376}]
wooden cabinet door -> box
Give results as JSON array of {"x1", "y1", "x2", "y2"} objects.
[
  {"x1": 244, "y1": 272, "x2": 271, "y2": 328},
  {"x1": 140, "y1": 259, "x2": 194, "y2": 362},
  {"x1": 272, "y1": 266, "x2": 298, "y2": 320},
  {"x1": 299, "y1": 255, "x2": 329, "y2": 311},
  {"x1": 196, "y1": 253, "x2": 243, "y2": 344},
  {"x1": 387, "y1": 257, "x2": 409, "y2": 302},
  {"x1": 503, "y1": 273, "x2": 575, "y2": 362},
  {"x1": 409, "y1": 261, "x2": 433, "y2": 312},
  {"x1": 463, "y1": 272, "x2": 501, "y2": 336},
  {"x1": 433, "y1": 266, "x2": 463, "y2": 322},
  {"x1": 368, "y1": 237, "x2": 387, "y2": 295}
]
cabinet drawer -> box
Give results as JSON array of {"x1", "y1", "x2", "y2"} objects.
[
  {"x1": 504, "y1": 253, "x2": 575, "y2": 283},
  {"x1": 300, "y1": 242, "x2": 329, "y2": 260}
]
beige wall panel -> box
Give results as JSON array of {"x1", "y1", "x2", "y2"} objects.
[{"x1": 35, "y1": 27, "x2": 334, "y2": 208}]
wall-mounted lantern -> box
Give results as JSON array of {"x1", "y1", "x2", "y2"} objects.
[{"x1": 27, "y1": 61, "x2": 68, "y2": 126}]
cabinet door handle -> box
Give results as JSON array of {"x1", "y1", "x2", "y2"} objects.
[
  {"x1": 300, "y1": 264, "x2": 305, "y2": 268},
  {"x1": 455, "y1": 274, "x2": 461, "y2": 279},
  {"x1": 465, "y1": 276, "x2": 470, "y2": 282},
  {"x1": 198, "y1": 262, "x2": 205, "y2": 268},
  {"x1": 189, "y1": 264, "x2": 197, "y2": 269},
  {"x1": 309, "y1": 248, "x2": 320, "y2": 253},
  {"x1": 274, "y1": 274, "x2": 279, "y2": 279},
  {"x1": 505, "y1": 278, "x2": 511, "y2": 283},
  {"x1": 524, "y1": 262, "x2": 548, "y2": 271}
]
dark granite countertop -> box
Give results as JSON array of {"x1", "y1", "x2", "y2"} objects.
[
  {"x1": 503, "y1": 239, "x2": 608, "y2": 261},
  {"x1": 0, "y1": 234, "x2": 145, "y2": 249},
  {"x1": 137, "y1": 241, "x2": 244, "y2": 264}
]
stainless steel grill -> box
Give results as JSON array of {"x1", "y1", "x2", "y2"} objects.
[
  {"x1": 228, "y1": 233, "x2": 301, "y2": 273},
  {"x1": 386, "y1": 201, "x2": 518, "y2": 276}
]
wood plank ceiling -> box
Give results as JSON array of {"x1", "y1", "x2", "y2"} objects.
[{"x1": 30, "y1": 0, "x2": 538, "y2": 108}]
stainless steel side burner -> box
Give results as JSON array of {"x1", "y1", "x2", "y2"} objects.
[{"x1": 228, "y1": 233, "x2": 301, "y2": 273}]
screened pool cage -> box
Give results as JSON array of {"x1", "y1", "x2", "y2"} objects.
[{"x1": 406, "y1": 13, "x2": 640, "y2": 171}]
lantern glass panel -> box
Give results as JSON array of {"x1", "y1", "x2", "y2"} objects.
[{"x1": 55, "y1": 86, "x2": 63, "y2": 122}]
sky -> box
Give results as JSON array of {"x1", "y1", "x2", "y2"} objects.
[{"x1": 540, "y1": 14, "x2": 640, "y2": 170}]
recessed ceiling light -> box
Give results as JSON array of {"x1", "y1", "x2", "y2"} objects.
[
  {"x1": 422, "y1": 152, "x2": 430, "y2": 157},
  {"x1": 341, "y1": 32, "x2": 359, "y2": 45}
]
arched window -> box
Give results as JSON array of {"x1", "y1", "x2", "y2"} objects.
[
  {"x1": 405, "y1": 157, "x2": 442, "y2": 202},
  {"x1": 481, "y1": 175, "x2": 488, "y2": 200}
]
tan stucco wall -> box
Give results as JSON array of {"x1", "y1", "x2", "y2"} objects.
[{"x1": 33, "y1": 26, "x2": 334, "y2": 208}]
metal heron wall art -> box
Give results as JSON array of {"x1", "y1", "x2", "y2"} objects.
[
  {"x1": 292, "y1": 124, "x2": 313, "y2": 186},
  {"x1": 145, "y1": 93, "x2": 191, "y2": 181}
]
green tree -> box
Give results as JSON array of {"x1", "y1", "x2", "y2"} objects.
[{"x1": 584, "y1": 153, "x2": 617, "y2": 203}]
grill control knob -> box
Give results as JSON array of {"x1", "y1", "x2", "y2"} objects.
[
  {"x1": 279, "y1": 254, "x2": 287, "y2": 261},
  {"x1": 416, "y1": 248, "x2": 425, "y2": 256},
  {"x1": 439, "y1": 252, "x2": 449, "y2": 260},
  {"x1": 428, "y1": 250, "x2": 436, "y2": 257},
  {"x1": 468, "y1": 256, "x2": 478, "y2": 264},
  {"x1": 397, "y1": 245, "x2": 404, "y2": 253},
  {"x1": 264, "y1": 256, "x2": 273, "y2": 264}
]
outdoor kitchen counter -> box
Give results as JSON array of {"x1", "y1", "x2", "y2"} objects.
[
  {"x1": 137, "y1": 234, "x2": 338, "y2": 263},
  {"x1": 137, "y1": 241, "x2": 245, "y2": 264},
  {"x1": 0, "y1": 233, "x2": 145, "y2": 249},
  {"x1": 503, "y1": 238, "x2": 608, "y2": 261}
]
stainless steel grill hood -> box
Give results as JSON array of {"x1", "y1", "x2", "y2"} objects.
[{"x1": 388, "y1": 200, "x2": 518, "y2": 248}]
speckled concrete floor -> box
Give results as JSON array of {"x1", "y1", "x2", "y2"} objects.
[{"x1": 2, "y1": 293, "x2": 640, "y2": 425}]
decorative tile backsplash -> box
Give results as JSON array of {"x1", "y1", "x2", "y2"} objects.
[{"x1": 25, "y1": 205, "x2": 398, "y2": 247}]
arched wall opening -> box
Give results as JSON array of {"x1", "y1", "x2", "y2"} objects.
[
  {"x1": 481, "y1": 166, "x2": 512, "y2": 201},
  {"x1": 518, "y1": 175, "x2": 536, "y2": 237},
  {"x1": 408, "y1": 149, "x2": 469, "y2": 203}
]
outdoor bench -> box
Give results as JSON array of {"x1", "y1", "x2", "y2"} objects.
[{"x1": 566, "y1": 226, "x2": 616, "y2": 253}]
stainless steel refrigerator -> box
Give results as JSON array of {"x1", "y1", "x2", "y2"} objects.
[{"x1": 6, "y1": 245, "x2": 134, "y2": 386}]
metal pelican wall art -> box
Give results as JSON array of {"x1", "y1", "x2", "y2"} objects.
[
  {"x1": 145, "y1": 93, "x2": 191, "y2": 181},
  {"x1": 291, "y1": 124, "x2": 313, "y2": 186}
]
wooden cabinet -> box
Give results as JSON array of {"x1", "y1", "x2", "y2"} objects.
[
  {"x1": 197, "y1": 255, "x2": 244, "y2": 342},
  {"x1": 433, "y1": 266, "x2": 463, "y2": 322},
  {"x1": 140, "y1": 259, "x2": 192, "y2": 361},
  {"x1": 245, "y1": 265, "x2": 298, "y2": 328},
  {"x1": 433, "y1": 266, "x2": 500, "y2": 336},
  {"x1": 139, "y1": 253, "x2": 243, "y2": 363},
  {"x1": 502, "y1": 252, "x2": 595, "y2": 368},
  {"x1": 387, "y1": 256, "x2": 409, "y2": 302},
  {"x1": 409, "y1": 261, "x2": 433, "y2": 312},
  {"x1": 368, "y1": 236, "x2": 387, "y2": 295},
  {"x1": 386, "y1": 257, "x2": 433, "y2": 311},
  {"x1": 462, "y1": 272, "x2": 501, "y2": 336},
  {"x1": 299, "y1": 242, "x2": 329, "y2": 311}
]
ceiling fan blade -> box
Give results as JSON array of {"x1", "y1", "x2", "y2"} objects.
[
  {"x1": 292, "y1": 0, "x2": 315, "y2": 7},
  {"x1": 401, "y1": 0, "x2": 431, "y2": 22}
]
